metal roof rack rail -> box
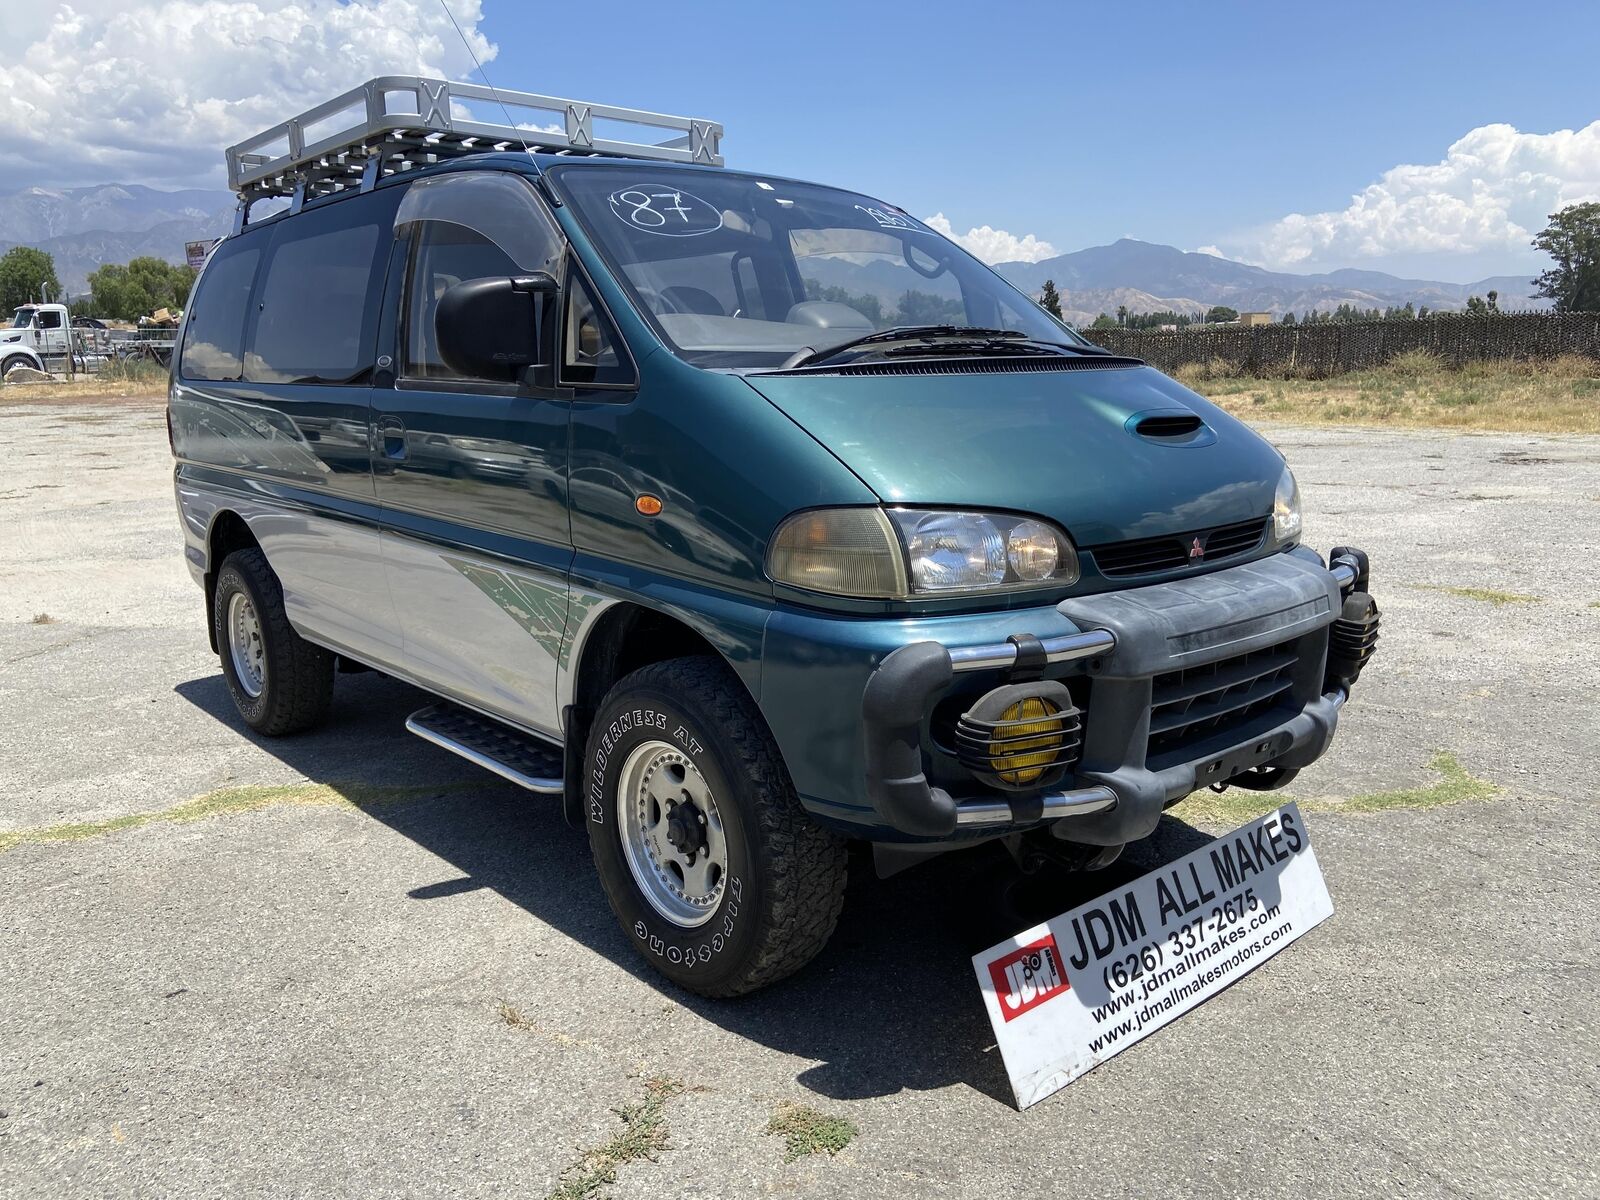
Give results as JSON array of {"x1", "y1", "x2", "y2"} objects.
[{"x1": 226, "y1": 75, "x2": 724, "y2": 229}]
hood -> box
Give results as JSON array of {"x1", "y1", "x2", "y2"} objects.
[{"x1": 741, "y1": 363, "x2": 1285, "y2": 547}]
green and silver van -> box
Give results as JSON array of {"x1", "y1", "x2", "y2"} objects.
[{"x1": 170, "y1": 78, "x2": 1380, "y2": 996}]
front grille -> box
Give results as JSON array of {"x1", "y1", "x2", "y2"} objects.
[
  {"x1": 1090, "y1": 517, "x2": 1269, "y2": 578},
  {"x1": 1146, "y1": 645, "x2": 1298, "y2": 763}
]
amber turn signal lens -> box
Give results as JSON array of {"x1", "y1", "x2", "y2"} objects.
[
  {"x1": 992, "y1": 696, "x2": 1065, "y2": 786},
  {"x1": 635, "y1": 494, "x2": 663, "y2": 516}
]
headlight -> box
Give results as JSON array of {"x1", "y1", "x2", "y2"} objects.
[
  {"x1": 889, "y1": 510, "x2": 1079, "y2": 594},
  {"x1": 767, "y1": 508, "x2": 906, "y2": 598},
  {"x1": 1273, "y1": 466, "x2": 1302, "y2": 542},
  {"x1": 768, "y1": 508, "x2": 1081, "y2": 599},
  {"x1": 896, "y1": 511, "x2": 1006, "y2": 591}
]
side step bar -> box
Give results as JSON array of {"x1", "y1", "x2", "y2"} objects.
[{"x1": 405, "y1": 704, "x2": 564, "y2": 794}]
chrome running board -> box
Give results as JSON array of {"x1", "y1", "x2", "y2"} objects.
[{"x1": 405, "y1": 704, "x2": 564, "y2": 794}]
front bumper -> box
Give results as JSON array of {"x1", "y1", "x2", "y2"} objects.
[{"x1": 860, "y1": 547, "x2": 1375, "y2": 845}]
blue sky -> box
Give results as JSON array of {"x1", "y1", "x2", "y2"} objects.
[
  {"x1": 481, "y1": 0, "x2": 1600, "y2": 280},
  {"x1": 2, "y1": 0, "x2": 1595, "y2": 281}
]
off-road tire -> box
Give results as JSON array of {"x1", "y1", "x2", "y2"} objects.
[
  {"x1": 213, "y1": 548, "x2": 334, "y2": 735},
  {"x1": 585, "y1": 656, "x2": 848, "y2": 997}
]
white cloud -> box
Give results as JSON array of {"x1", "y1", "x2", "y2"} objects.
[
  {"x1": 1195, "y1": 245, "x2": 1225, "y2": 258},
  {"x1": 0, "y1": 1, "x2": 496, "y2": 189},
  {"x1": 923, "y1": 212, "x2": 1057, "y2": 264},
  {"x1": 1223, "y1": 121, "x2": 1600, "y2": 270}
]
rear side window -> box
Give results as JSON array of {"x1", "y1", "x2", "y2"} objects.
[
  {"x1": 245, "y1": 196, "x2": 393, "y2": 385},
  {"x1": 180, "y1": 239, "x2": 261, "y2": 382}
]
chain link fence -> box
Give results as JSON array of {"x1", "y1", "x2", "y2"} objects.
[{"x1": 1082, "y1": 311, "x2": 1600, "y2": 377}]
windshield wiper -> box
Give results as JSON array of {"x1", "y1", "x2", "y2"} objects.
[
  {"x1": 781, "y1": 325, "x2": 1023, "y2": 369},
  {"x1": 878, "y1": 337, "x2": 1075, "y2": 359},
  {"x1": 780, "y1": 325, "x2": 1113, "y2": 369}
]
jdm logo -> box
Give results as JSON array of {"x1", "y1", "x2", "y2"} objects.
[{"x1": 988, "y1": 934, "x2": 1069, "y2": 1021}]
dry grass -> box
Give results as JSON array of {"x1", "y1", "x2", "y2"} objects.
[
  {"x1": 1185, "y1": 354, "x2": 1600, "y2": 434},
  {"x1": 548, "y1": 1077, "x2": 688, "y2": 1200},
  {"x1": 765, "y1": 1102, "x2": 858, "y2": 1162},
  {"x1": 0, "y1": 376, "x2": 165, "y2": 407},
  {"x1": 1173, "y1": 752, "x2": 1499, "y2": 828},
  {"x1": 1413, "y1": 584, "x2": 1543, "y2": 607},
  {"x1": 0, "y1": 780, "x2": 466, "y2": 854}
]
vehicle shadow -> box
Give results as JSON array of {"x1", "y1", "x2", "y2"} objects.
[{"x1": 176, "y1": 668, "x2": 1222, "y2": 1107}]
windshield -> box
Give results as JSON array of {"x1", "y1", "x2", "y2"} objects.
[
  {"x1": 10, "y1": 309, "x2": 34, "y2": 329},
  {"x1": 550, "y1": 165, "x2": 1084, "y2": 369}
]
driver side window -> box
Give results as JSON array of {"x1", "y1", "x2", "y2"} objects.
[
  {"x1": 395, "y1": 171, "x2": 565, "y2": 385},
  {"x1": 404, "y1": 223, "x2": 521, "y2": 381}
]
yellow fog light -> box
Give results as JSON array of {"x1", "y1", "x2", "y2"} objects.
[
  {"x1": 954, "y1": 680, "x2": 1083, "y2": 793},
  {"x1": 992, "y1": 696, "x2": 1065, "y2": 785}
]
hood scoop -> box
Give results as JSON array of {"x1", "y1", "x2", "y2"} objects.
[{"x1": 1127, "y1": 409, "x2": 1215, "y2": 447}]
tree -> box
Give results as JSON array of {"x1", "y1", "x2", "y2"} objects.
[
  {"x1": 1281, "y1": 311, "x2": 1297, "y2": 325},
  {"x1": 1090, "y1": 312, "x2": 1117, "y2": 329},
  {"x1": 1205, "y1": 305, "x2": 1239, "y2": 323},
  {"x1": 0, "y1": 247, "x2": 61, "y2": 315},
  {"x1": 1486, "y1": 289, "x2": 1499, "y2": 311},
  {"x1": 86, "y1": 256, "x2": 198, "y2": 321},
  {"x1": 804, "y1": 280, "x2": 884, "y2": 324},
  {"x1": 1532, "y1": 202, "x2": 1600, "y2": 312},
  {"x1": 1039, "y1": 278, "x2": 1063, "y2": 320},
  {"x1": 892, "y1": 289, "x2": 964, "y2": 326},
  {"x1": 1115, "y1": 304, "x2": 1129, "y2": 327},
  {"x1": 1464, "y1": 295, "x2": 1491, "y2": 315}
]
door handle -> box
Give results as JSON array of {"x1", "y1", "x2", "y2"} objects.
[{"x1": 376, "y1": 415, "x2": 407, "y2": 461}]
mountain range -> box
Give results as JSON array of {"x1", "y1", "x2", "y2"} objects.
[
  {"x1": 0, "y1": 184, "x2": 234, "y2": 294},
  {"x1": 0, "y1": 183, "x2": 1544, "y2": 320},
  {"x1": 990, "y1": 240, "x2": 1542, "y2": 323}
]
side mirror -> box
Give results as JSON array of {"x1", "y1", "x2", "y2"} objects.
[{"x1": 435, "y1": 273, "x2": 558, "y2": 382}]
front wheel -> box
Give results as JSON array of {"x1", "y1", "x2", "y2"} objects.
[{"x1": 585, "y1": 657, "x2": 848, "y2": 997}]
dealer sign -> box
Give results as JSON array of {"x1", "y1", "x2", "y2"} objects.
[{"x1": 973, "y1": 802, "x2": 1333, "y2": 1108}]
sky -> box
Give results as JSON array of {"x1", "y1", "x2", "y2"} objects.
[{"x1": 1, "y1": 0, "x2": 1597, "y2": 281}]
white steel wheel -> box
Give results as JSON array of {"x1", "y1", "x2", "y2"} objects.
[
  {"x1": 226, "y1": 591, "x2": 267, "y2": 699},
  {"x1": 617, "y1": 739, "x2": 728, "y2": 928}
]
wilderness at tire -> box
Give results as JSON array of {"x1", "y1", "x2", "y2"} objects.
[{"x1": 168, "y1": 77, "x2": 1381, "y2": 996}]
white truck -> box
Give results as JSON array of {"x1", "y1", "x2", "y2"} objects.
[
  {"x1": 2, "y1": 303, "x2": 175, "y2": 379},
  {"x1": 1, "y1": 303, "x2": 74, "y2": 376}
]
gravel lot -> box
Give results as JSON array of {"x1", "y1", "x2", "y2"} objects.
[{"x1": 2, "y1": 398, "x2": 1597, "y2": 1198}]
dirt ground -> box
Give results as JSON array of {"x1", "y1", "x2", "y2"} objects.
[{"x1": 2, "y1": 397, "x2": 1597, "y2": 1198}]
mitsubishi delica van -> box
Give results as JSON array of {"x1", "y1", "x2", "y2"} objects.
[{"x1": 170, "y1": 78, "x2": 1380, "y2": 996}]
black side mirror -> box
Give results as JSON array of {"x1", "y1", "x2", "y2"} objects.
[{"x1": 436, "y1": 273, "x2": 558, "y2": 382}]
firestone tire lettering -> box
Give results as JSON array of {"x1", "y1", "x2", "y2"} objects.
[{"x1": 583, "y1": 656, "x2": 847, "y2": 997}]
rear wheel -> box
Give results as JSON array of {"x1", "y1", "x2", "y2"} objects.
[
  {"x1": 213, "y1": 548, "x2": 334, "y2": 735},
  {"x1": 585, "y1": 656, "x2": 848, "y2": 997}
]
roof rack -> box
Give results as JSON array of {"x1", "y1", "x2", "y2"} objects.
[{"x1": 226, "y1": 75, "x2": 724, "y2": 227}]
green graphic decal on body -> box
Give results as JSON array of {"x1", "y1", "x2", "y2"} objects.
[{"x1": 443, "y1": 555, "x2": 570, "y2": 660}]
